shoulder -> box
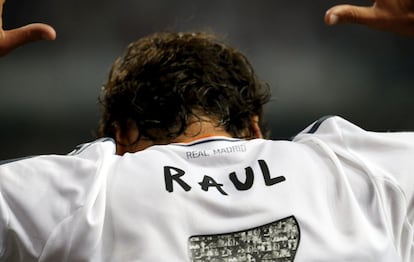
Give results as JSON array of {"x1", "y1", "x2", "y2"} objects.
[
  {"x1": 294, "y1": 115, "x2": 361, "y2": 137},
  {"x1": 0, "y1": 138, "x2": 116, "y2": 167},
  {"x1": 0, "y1": 138, "x2": 117, "y2": 216},
  {"x1": 0, "y1": 138, "x2": 118, "y2": 259},
  {"x1": 68, "y1": 137, "x2": 116, "y2": 159},
  {"x1": 294, "y1": 115, "x2": 414, "y2": 150}
]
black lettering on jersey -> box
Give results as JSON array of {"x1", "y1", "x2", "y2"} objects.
[
  {"x1": 229, "y1": 167, "x2": 254, "y2": 190},
  {"x1": 163, "y1": 159, "x2": 286, "y2": 194},
  {"x1": 164, "y1": 166, "x2": 191, "y2": 192},
  {"x1": 199, "y1": 175, "x2": 228, "y2": 195},
  {"x1": 188, "y1": 216, "x2": 300, "y2": 262},
  {"x1": 259, "y1": 159, "x2": 286, "y2": 186}
]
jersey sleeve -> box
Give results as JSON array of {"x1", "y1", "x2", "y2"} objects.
[
  {"x1": 0, "y1": 155, "x2": 99, "y2": 260},
  {"x1": 0, "y1": 139, "x2": 116, "y2": 260},
  {"x1": 298, "y1": 116, "x2": 414, "y2": 208},
  {"x1": 294, "y1": 116, "x2": 414, "y2": 259},
  {"x1": 0, "y1": 181, "x2": 10, "y2": 258}
]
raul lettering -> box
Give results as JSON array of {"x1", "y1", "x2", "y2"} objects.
[{"x1": 164, "y1": 159, "x2": 285, "y2": 195}]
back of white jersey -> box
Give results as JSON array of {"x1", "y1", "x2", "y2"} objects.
[{"x1": 0, "y1": 116, "x2": 413, "y2": 261}]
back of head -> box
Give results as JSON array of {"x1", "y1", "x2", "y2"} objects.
[{"x1": 98, "y1": 32, "x2": 270, "y2": 143}]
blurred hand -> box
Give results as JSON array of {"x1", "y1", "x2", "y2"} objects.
[
  {"x1": 325, "y1": 0, "x2": 414, "y2": 36},
  {"x1": 0, "y1": 0, "x2": 56, "y2": 57}
]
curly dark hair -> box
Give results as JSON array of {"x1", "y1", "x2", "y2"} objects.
[{"x1": 97, "y1": 32, "x2": 271, "y2": 143}]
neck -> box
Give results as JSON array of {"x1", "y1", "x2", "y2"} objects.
[
  {"x1": 171, "y1": 120, "x2": 232, "y2": 143},
  {"x1": 115, "y1": 115, "x2": 262, "y2": 155}
]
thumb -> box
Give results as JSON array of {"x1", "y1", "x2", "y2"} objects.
[
  {"x1": 325, "y1": 5, "x2": 378, "y2": 26},
  {"x1": 0, "y1": 23, "x2": 56, "y2": 56},
  {"x1": 7, "y1": 23, "x2": 56, "y2": 41}
]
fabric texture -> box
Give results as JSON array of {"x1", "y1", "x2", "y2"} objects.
[{"x1": 0, "y1": 116, "x2": 412, "y2": 261}]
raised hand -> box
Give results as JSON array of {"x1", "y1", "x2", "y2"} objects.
[
  {"x1": 325, "y1": 0, "x2": 414, "y2": 36},
  {"x1": 0, "y1": 0, "x2": 56, "y2": 56}
]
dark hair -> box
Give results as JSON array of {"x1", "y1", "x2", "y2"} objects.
[{"x1": 97, "y1": 32, "x2": 271, "y2": 143}]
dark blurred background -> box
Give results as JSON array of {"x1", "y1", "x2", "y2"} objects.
[{"x1": 1, "y1": 0, "x2": 414, "y2": 158}]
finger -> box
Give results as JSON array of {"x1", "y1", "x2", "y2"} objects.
[
  {"x1": 0, "y1": 0, "x2": 4, "y2": 29},
  {"x1": 0, "y1": 23, "x2": 56, "y2": 56},
  {"x1": 5, "y1": 23, "x2": 56, "y2": 42},
  {"x1": 325, "y1": 5, "x2": 378, "y2": 26}
]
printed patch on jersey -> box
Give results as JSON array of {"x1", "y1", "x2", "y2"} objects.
[{"x1": 188, "y1": 216, "x2": 300, "y2": 262}]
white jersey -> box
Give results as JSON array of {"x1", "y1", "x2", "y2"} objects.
[{"x1": 0, "y1": 116, "x2": 413, "y2": 261}]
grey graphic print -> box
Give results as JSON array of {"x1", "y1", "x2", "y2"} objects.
[{"x1": 189, "y1": 216, "x2": 300, "y2": 262}]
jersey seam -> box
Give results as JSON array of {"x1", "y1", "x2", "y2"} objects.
[
  {"x1": 38, "y1": 204, "x2": 85, "y2": 261},
  {"x1": 170, "y1": 137, "x2": 243, "y2": 147},
  {"x1": 0, "y1": 190, "x2": 10, "y2": 258},
  {"x1": 297, "y1": 132, "x2": 408, "y2": 256},
  {"x1": 38, "y1": 155, "x2": 106, "y2": 260},
  {"x1": 338, "y1": 126, "x2": 408, "y2": 256}
]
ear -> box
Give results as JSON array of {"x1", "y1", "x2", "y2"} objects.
[
  {"x1": 250, "y1": 115, "x2": 263, "y2": 139},
  {"x1": 114, "y1": 121, "x2": 139, "y2": 155}
]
